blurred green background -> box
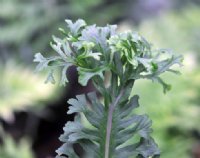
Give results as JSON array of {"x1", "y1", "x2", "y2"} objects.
[{"x1": 0, "y1": 0, "x2": 200, "y2": 158}]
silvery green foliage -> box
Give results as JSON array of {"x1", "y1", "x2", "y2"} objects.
[{"x1": 34, "y1": 19, "x2": 183, "y2": 158}]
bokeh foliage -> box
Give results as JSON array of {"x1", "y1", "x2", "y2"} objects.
[
  {"x1": 0, "y1": 0, "x2": 122, "y2": 62},
  {"x1": 129, "y1": 6, "x2": 200, "y2": 158},
  {"x1": 0, "y1": 61, "x2": 60, "y2": 121},
  {"x1": 0, "y1": 126, "x2": 34, "y2": 158}
]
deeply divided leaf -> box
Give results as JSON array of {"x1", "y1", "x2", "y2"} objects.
[
  {"x1": 56, "y1": 92, "x2": 160, "y2": 158},
  {"x1": 34, "y1": 19, "x2": 183, "y2": 158}
]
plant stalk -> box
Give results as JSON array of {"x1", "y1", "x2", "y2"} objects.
[{"x1": 104, "y1": 88, "x2": 125, "y2": 158}]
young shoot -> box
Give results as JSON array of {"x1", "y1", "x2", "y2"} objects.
[{"x1": 34, "y1": 19, "x2": 183, "y2": 158}]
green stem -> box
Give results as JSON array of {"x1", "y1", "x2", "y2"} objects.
[
  {"x1": 104, "y1": 88, "x2": 125, "y2": 158},
  {"x1": 93, "y1": 77, "x2": 110, "y2": 109}
]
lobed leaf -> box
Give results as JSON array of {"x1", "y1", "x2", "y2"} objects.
[
  {"x1": 34, "y1": 19, "x2": 183, "y2": 158},
  {"x1": 65, "y1": 19, "x2": 86, "y2": 36},
  {"x1": 56, "y1": 92, "x2": 160, "y2": 158}
]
